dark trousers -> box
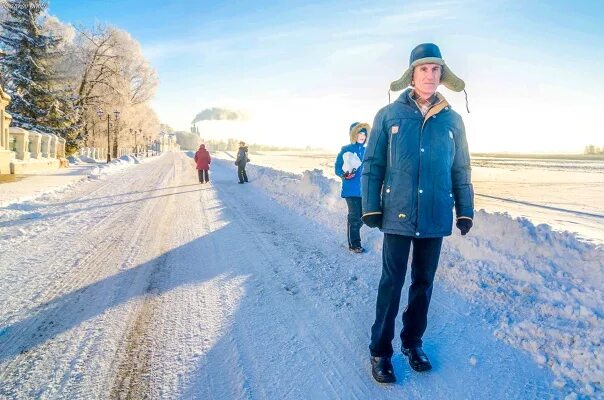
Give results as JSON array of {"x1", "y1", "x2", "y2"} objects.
[
  {"x1": 198, "y1": 169, "x2": 209, "y2": 183},
  {"x1": 369, "y1": 234, "x2": 443, "y2": 357},
  {"x1": 344, "y1": 197, "x2": 362, "y2": 248},
  {"x1": 238, "y1": 165, "x2": 248, "y2": 183}
]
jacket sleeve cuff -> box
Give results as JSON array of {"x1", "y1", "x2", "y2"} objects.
[
  {"x1": 456, "y1": 216, "x2": 473, "y2": 221},
  {"x1": 362, "y1": 211, "x2": 382, "y2": 222}
]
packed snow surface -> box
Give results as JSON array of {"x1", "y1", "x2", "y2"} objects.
[{"x1": 0, "y1": 151, "x2": 601, "y2": 399}]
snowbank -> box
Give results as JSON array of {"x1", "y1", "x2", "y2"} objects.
[
  {"x1": 0, "y1": 155, "x2": 148, "y2": 209},
  {"x1": 441, "y1": 212, "x2": 604, "y2": 396},
  {"x1": 68, "y1": 155, "x2": 97, "y2": 164},
  {"x1": 213, "y1": 158, "x2": 603, "y2": 397},
  {"x1": 88, "y1": 155, "x2": 141, "y2": 180}
]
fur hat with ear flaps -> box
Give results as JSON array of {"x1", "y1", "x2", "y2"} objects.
[
  {"x1": 390, "y1": 43, "x2": 465, "y2": 92},
  {"x1": 349, "y1": 122, "x2": 370, "y2": 144}
]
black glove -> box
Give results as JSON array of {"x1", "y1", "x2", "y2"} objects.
[
  {"x1": 456, "y1": 218, "x2": 473, "y2": 235},
  {"x1": 362, "y1": 213, "x2": 382, "y2": 229}
]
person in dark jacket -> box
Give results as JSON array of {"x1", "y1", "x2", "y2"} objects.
[
  {"x1": 194, "y1": 144, "x2": 211, "y2": 184},
  {"x1": 362, "y1": 43, "x2": 474, "y2": 384},
  {"x1": 334, "y1": 122, "x2": 370, "y2": 253},
  {"x1": 235, "y1": 141, "x2": 249, "y2": 184}
]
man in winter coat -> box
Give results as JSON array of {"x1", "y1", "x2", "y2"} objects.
[
  {"x1": 235, "y1": 141, "x2": 250, "y2": 184},
  {"x1": 194, "y1": 144, "x2": 211, "y2": 184},
  {"x1": 334, "y1": 122, "x2": 370, "y2": 253},
  {"x1": 362, "y1": 43, "x2": 474, "y2": 384}
]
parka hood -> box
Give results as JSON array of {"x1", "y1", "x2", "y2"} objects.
[{"x1": 349, "y1": 122, "x2": 370, "y2": 144}]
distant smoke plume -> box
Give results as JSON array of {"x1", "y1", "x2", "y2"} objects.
[{"x1": 191, "y1": 107, "x2": 245, "y2": 124}]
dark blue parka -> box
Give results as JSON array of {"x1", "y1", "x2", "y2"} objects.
[
  {"x1": 361, "y1": 89, "x2": 474, "y2": 237},
  {"x1": 335, "y1": 143, "x2": 365, "y2": 198}
]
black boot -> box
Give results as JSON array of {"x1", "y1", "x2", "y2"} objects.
[
  {"x1": 370, "y1": 356, "x2": 396, "y2": 383},
  {"x1": 402, "y1": 346, "x2": 432, "y2": 372}
]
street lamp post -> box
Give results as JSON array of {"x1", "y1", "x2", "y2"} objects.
[
  {"x1": 130, "y1": 128, "x2": 138, "y2": 156},
  {"x1": 113, "y1": 111, "x2": 120, "y2": 158},
  {"x1": 96, "y1": 109, "x2": 110, "y2": 163},
  {"x1": 97, "y1": 108, "x2": 120, "y2": 163},
  {"x1": 129, "y1": 128, "x2": 134, "y2": 156}
]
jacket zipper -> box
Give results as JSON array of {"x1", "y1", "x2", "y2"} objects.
[
  {"x1": 417, "y1": 121, "x2": 424, "y2": 233},
  {"x1": 417, "y1": 105, "x2": 435, "y2": 233},
  {"x1": 388, "y1": 129, "x2": 393, "y2": 169},
  {"x1": 415, "y1": 98, "x2": 446, "y2": 234}
]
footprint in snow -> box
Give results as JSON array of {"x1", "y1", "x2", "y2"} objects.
[{"x1": 284, "y1": 285, "x2": 299, "y2": 295}]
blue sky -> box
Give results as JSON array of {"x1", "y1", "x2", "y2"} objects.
[{"x1": 48, "y1": 0, "x2": 604, "y2": 152}]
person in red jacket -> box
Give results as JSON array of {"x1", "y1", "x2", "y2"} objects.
[{"x1": 194, "y1": 144, "x2": 211, "y2": 184}]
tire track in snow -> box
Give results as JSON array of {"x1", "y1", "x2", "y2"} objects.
[
  {"x1": 0, "y1": 157, "x2": 170, "y2": 347},
  {"x1": 108, "y1": 254, "x2": 169, "y2": 400},
  {"x1": 0, "y1": 154, "x2": 193, "y2": 398},
  {"x1": 196, "y1": 161, "x2": 374, "y2": 399},
  {"x1": 108, "y1": 158, "x2": 189, "y2": 399},
  {"x1": 0, "y1": 157, "x2": 170, "y2": 322}
]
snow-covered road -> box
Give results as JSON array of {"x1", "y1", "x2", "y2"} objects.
[{"x1": 0, "y1": 152, "x2": 572, "y2": 399}]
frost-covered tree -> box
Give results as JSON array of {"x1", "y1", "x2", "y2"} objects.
[
  {"x1": 0, "y1": 0, "x2": 78, "y2": 145},
  {"x1": 0, "y1": 8, "x2": 7, "y2": 87},
  {"x1": 67, "y1": 25, "x2": 159, "y2": 155},
  {"x1": 0, "y1": 3, "x2": 80, "y2": 152},
  {"x1": 0, "y1": 4, "x2": 159, "y2": 155}
]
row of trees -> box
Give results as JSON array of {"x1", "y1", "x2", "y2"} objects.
[
  {"x1": 584, "y1": 145, "x2": 604, "y2": 155},
  {"x1": 0, "y1": 0, "x2": 160, "y2": 156}
]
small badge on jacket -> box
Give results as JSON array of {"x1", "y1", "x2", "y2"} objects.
[
  {"x1": 449, "y1": 130, "x2": 454, "y2": 139},
  {"x1": 391, "y1": 126, "x2": 399, "y2": 134}
]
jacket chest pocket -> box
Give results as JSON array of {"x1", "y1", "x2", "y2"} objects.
[
  {"x1": 430, "y1": 126, "x2": 455, "y2": 170},
  {"x1": 386, "y1": 118, "x2": 419, "y2": 169},
  {"x1": 448, "y1": 129, "x2": 456, "y2": 162},
  {"x1": 386, "y1": 122, "x2": 400, "y2": 169}
]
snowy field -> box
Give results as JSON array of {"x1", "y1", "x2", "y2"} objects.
[{"x1": 0, "y1": 151, "x2": 602, "y2": 399}]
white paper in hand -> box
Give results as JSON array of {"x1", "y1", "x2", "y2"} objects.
[{"x1": 342, "y1": 152, "x2": 362, "y2": 173}]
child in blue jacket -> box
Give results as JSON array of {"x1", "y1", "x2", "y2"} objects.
[{"x1": 334, "y1": 122, "x2": 370, "y2": 253}]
